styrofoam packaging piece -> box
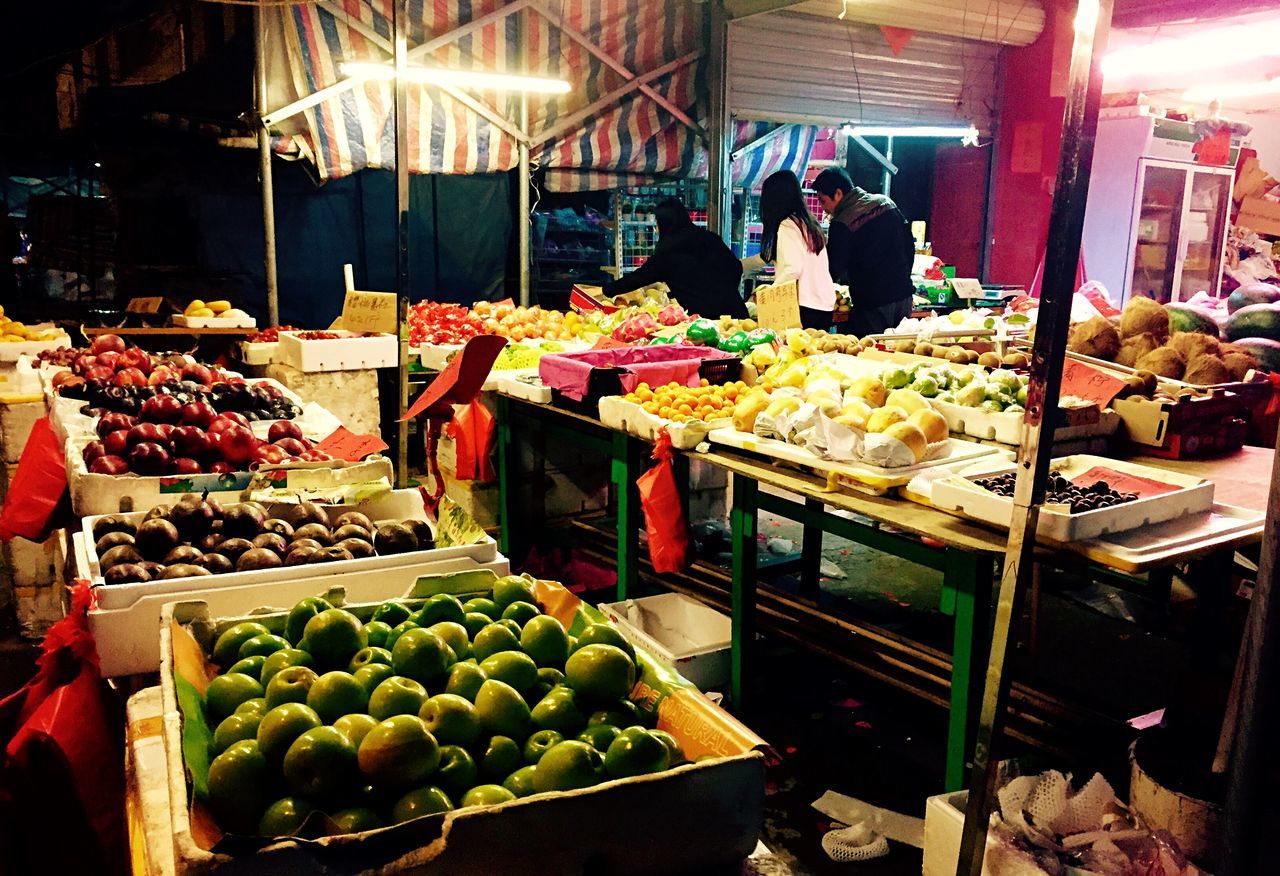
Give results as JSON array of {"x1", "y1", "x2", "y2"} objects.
[
  {"x1": 0, "y1": 330, "x2": 72, "y2": 363},
  {"x1": 598, "y1": 395, "x2": 727, "y2": 450},
  {"x1": 81, "y1": 489, "x2": 499, "y2": 604},
  {"x1": 125, "y1": 687, "x2": 175, "y2": 876},
  {"x1": 172, "y1": 314, "x2": 256, "y2": 329},
  {"x1": 0, "y1": 355, "x2": 44, "y2": 393},
  {"x1": 90, "y1": 550, "x2": 510, "y2": 677},
  {"x1": 490, "y1": 371, "x2": 552, "y2": 403},
  {"x1": 419, "y1": 343, "x2": 464, "y2": 371},
  {"x1": 600, "y1": 593, "x2": 732, "y2": 691},
  {"x1": 930, "y1": 398, "x2": 1121, "y2": 445},
  {"x1": 930, "y1": 455, "x2": 1215, "y2": 542},
  {"x1": 0, "y1": 398, "x2": 43, "y2": 463},
  {"x1": 157, "y1": 595, "x2": 766, "y2": 874},
  {"x1": 235, "y1": 341, "x2": 278, "y2": 366},
  {"x1": 278, "y1": 331, "x2": 397, "y2": 372},
  {"x1": 923, "y1": 791, "x2": 995, "y2": 876}
]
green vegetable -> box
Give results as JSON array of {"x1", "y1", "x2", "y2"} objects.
[{"x1": 719, "y1": 331, "x2": 750, "y2": 353}]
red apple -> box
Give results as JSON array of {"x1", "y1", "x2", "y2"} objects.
[
  {"x1": 182, "y1": 364, "x2": 214, "y2": 387},
  {"x1": 86, "y1": 365, "x2": 116, "y2": 383},
  {"x1": 156, "y1": 423, "x2": 175, "y2": 442},
  {"x1": 90, "y1": 455, "x2": 130, "y2": 475},
  {"x1": 181, "y1": 402, "x2": 217, "y2": 429},
  {"x1": 171, "y1": 426, "x2": 214, "y2": 459},
  {"x1": 252, "y1": 444, "x2": 286, "y2": 466},
  {"x1": 147, "y1": 366, "x2": 178, "y2": 386},
  {"x1": 95, "y1": 350, "x2": 121, "y2": 371},
  {"x1": 118, "y1": 348, "x2": 152, "y2": 375},
  {"x1": 260, "y1": 384, "x2": 284, "y2": 400},
  {"x1": 73, "y1": 354, "x2": 97, "y2": 374},
  {"x1": 267, "y1": 421, "x2": 303, "y2": 443},
  {"x1": 141, "y1": 394, "x2": 184, "y2": 424},
  {"x1": 102, "y1": 430, "x2": 130, "y2": 457},
  {"x1": 114, "y1": 368, "x2": 148, "y2": 387},
  {"x1": 129, "y1": 442, "x2": 172, "y2": 475},
  {"x1": 208, "y1": 417, "x2": 239, "y2": 437},
  {"x1": 218, "y1": 425, "x2": 259, "y2": 465},
  {"x1": 127, "y1": 423, "x2": 167, "y2": 449},
  {"x1": 208, "y1": 460, "x2": 234, "y2": 474},
  {"x1": 300, "y1": 450, "x2": 332, "y2": 462},
  {"x1": 96, "y1": 412, "x2": 136, "y2": 438},
  {"x1": 90, "y1": 334, "x2": 127, "y2": 355},
  {"x1": 82, "y1": 440, "x2": 107, "y2": 466},
  {"x1": 172, "y1": 457, "x2": 203, "y2": 475},
  {"x1": 272, "y1": 437, "x2": 307, "y2": 457},
  {"x1": 220, "y1": 411, "x2": 251, "y2": 428}
]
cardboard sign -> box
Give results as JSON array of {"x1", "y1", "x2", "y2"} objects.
[
  {"x1": 126, "y1": 297, "x2": 165, "y2": 314},
  {"x1": 316, "y1": 426, "x2": 389, "y2": 462},
  {"x1": 755, "y1": 280, "x2": 801, "y2": 331},
  {"x1": 400, "y1": 334, "x2": 508, "y2": 421},
  {"x1": 949, "y1": 278, "x2": 984, "y2": 299},
  {"x1": 1060, "y1": 359, "x2": 1127, "y2": 407},
  {"x1": 1070, "y1": 465, "x2": 1180, "y2": 498},
  {"x1": 340, "y1": 291, "x2": 398, "y2": 334}
]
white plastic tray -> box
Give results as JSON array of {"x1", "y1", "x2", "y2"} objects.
[
  {"x1": 419, "y1": 343, "x2": 465, "y2": 371},
  {"x1": 598, "y1": 396, "x2": 728, "y2": 450},
  {"x1": 236, "y1": 341, "x2": 279, "y2": 365},
  {"x1": 0, "y1": 330, "x2": 72, "y2": 363},
  {"x1": 172, "y1": 314, "x2": 257, "y2": 329},
  {"x1": 929, "y1": 455, "x2": 1215, "y2": 541},
  {"x1": 279, "y1": 331, "x2": 397, "y2": 372}
]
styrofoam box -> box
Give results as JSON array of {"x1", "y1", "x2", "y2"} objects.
[
  {"x1": 172, "y1": 314, "x2": 256, "y2": 329},
  {"x1": 930, "y1": 455, "x2": 1215, "y2": 542},
  {"x1": 931, "y1": 398, "x2": 1121, "y2": 446},
  {"x1": 0, "y1": 397, "x2": 43, "y2": 463},
  {"x1": 80, "y1": 489, "x2": 498, "y2": 594},
  {"x1": 419, "y1": 342, "x2": 464, "y2": 371},
  {"x1": 0, "y1": 331, "x2": 72, "y2": 363},
  {"x1": 600, "y1": 593, "x2": 731, "y2": 691},
  {"x1": 924, "y1": 791, "x2": 999, "y2": 876},
  {"x1": 279, "y1": 330, "x2": 397, "y2": 372},
  {"x1": 598, "y1": 395, "x2": 728, "y2": 450},
  {"x1": 89, "y1": 543, "x2": 510, "y2": 677},
  {"x1": 235, "y1": 341, "x2": 279, "y2": 366}
]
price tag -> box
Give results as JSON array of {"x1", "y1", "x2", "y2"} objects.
[
  {"x1": 755, "y1": 280, "x2": 801, "y2": 331},
  {"x1": 1060, "y1": 359, "x2": 1127, "y2": 407},
  {"x1": 126, "y1": 297, "x2": 165, "y2": 314},
  {"x1": 316, "y1": 426, "x2": 389, "y2": 462},
  {"x1": 340, "y1": 291, "x2": 398, "y2": 334},
  {"x1": 949, "y1": 278, "x2": 985, "y2": 299},
  {"x1": 1070, "y1": 465, "x2": 1180, "y2": 498}
]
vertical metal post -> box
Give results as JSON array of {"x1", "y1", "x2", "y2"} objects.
[
  {"x1": 393, "y1": 0, "x2": 411, "y2": 488},
  {"x1": 881, "y1": 136, "x2": 894, "y2": 197},
  {"x1": 254, "y1": 3, "x2": 279, "y2": 327},
  {"x1": 517, "y1": 10, "x2": 532, "y2": 306},
  {"x1": 956, "y1": 2, "x2": 1111, "y2": 873},
  {"x1": 706, "y1": 2, "x2": 732, "y2": 241},
  {"x1": 730, "y1": 473, "x2": 759, "y2": 708}
]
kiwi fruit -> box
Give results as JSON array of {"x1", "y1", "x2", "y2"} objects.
[
  {"x1": 163, "y1": 545, "x2": 204, "y2": 566},
  {"x1": 237, "y1": 548, "x2": 283, "y2": 572},
  {"x1": 95, "y1": 531, "x2": 136, "y2": 555},
  {"x1": 160, "y1": 564, "x2": 212, "y2": 579},
  {"x1": 336, "y1": 538, "x2": 375, "y2": 559},
  {"x1": 135, "y1": 518, "x2": 181, "y2": 562},
  {"x1": 334, "y1": 511, "x2": 374, "y2": 532},
  {"x1": 977, "y1": 352, "x2": 1002, "y2": 369},
  {"x1": 332, "y1": 525, "x2": 372, "y2": 544},
  {"x1": 104, "y1": 563, "x2": 151, "y2": 585},
  {"x1": 198, "y1": 553, "x2": 235, "y2": 575},
  {"x1": 374, "y1": 522, "x2": 418, "y2": 556},
  {"x1": 262, "y1": 519, "x2": 295, "y2": 540},
  {"x1": 293, "y1": 523, "x2": 333, "y2": 546},
  {"x1": 100, "y1": 544, "x2": 144, "y2": 571},
  {"x1": 308, "y1": 546, "x2": 355, "y2": 564},
  {"x1": 92, "y1": 515, "x2": 136, "y2": 542}
]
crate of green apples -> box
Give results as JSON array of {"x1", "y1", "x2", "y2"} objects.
[{"x1": 159, "y1": 570, "x2": 766, "y2": 874}]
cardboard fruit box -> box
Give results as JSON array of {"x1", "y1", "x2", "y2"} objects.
[{"x1": 158, "y1": 571, "x2": 767, "y2": 874}]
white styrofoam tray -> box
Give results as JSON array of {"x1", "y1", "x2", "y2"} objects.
[
  {"x1": 707, "y1": 427, "x2": 1002, "y2": 490},
  {"x1": 88, "y1": 543, "x2": 509, "y2": 677},
  {"x1": 236, "y1": 341, "x2": 279, "y2": 366},
  {"x1": 598, "y1": 396, "x2": 728, "y2": 450},
  {"x1": 0, "y1": 329, "x2": 72, "y2": 362},
  {"x1": 279, "y1": 331, "x2": 397, "y2": 372},
  {"x1": 599, "y1": 593, "x2": 731, "y2": 691},
  {"x1": 929, "y1": 455, "x2": 1215, "y2": 542},
  {"x1": 930, "y1": 398, "x2": 1121, "y2": 445},
  {"x1": 488, "y1": 371, "x2": 551, "y2": 403},
  {"x1": 419, "y1": 343, "x2": 464, "y2": 371},
  {"x1": 172, "y1": 314, "x2": 257, "y2": 329},
  {"x1": 81, "y1": 489, "x2": 498, "y2": 604}
]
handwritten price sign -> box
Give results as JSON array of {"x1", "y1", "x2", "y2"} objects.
[
  {"x1": 341, "y1": 291, "x2": 398, "y2": 334},
  {"x1": 316, "y1": 426, "x2": 388, "y2": 462},
  {"x1": 755, "y1": 280, "x2": 801, "y2": 331},
  {"x1": 1060, "y1": 359, "x2": 1126, "y2": 407}
]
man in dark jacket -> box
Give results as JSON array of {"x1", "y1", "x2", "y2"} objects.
[
  {"x1": 602, "y1": 198, "x2": 747, "y2": 319},
  {"x1": 812, "y1": 168, "x2": 915, "y2": 336}
]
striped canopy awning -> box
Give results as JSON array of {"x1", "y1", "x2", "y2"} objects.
[{"x1": 274, "y1": 0, "x2": 705, "y2": 187}]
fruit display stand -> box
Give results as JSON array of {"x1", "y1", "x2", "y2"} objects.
[{"x1": 155, "y1": 573, "x2": 767, "y2": 874}]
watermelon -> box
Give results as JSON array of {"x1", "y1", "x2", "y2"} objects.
[
  {"x1": 1227, "y1": 282, "x2": 1280, "y2": 314},
  {"x1": 1230, "y1": 338, "x2": 1280, "y2": 373},
  {"x1": 1225, "y1": 302, "x2": 1280, "y2": 342},
  {"x1": 1166, "y1": 302, "x2": 1221, "y2": 337}
]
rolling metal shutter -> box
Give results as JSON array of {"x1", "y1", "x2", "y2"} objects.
[{"x1": 730, "y1": 12, "x2": 1001, "y2": 133}]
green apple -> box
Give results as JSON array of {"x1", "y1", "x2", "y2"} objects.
[
  {"x1": 462, "y1": 597, "x2": 498, "y2": 619},
  {"x1": 419, "y1": 693, "x2": 481, "y2": 746},
  {"x1": 283, "y1": 726, "x2": 358, "y2": 799},
  {"x1": 353, "y1": 663, "x2": 395, "y2": 697},
  {"x1": 603, "y1": 726, "x2": 670, "y2": 778},
  {"x1": 427, "y1": 621, "x2": 472, "y2": 661},
  {"x1": 265, "y1": 666, "x2": 319, "y2": 709},
  {"x1": 479, "y1": 651, "x2": 538, "y2": 693},
  {"x1": 258, "y1": 796, "x2": 316, "y2": 838},
  {"x1": 368, "y1": 676, "x2": 429, "y2": 721},
  {"x1": 411, "y1": 593, "x2": 466, "y2": 627},
  {"x1": 498, "y1": 619, "x2": 522, "y2": 637},
  {"x1": 371, "y1": 601, "x2": 411, "y2": 628},
  {"x1": 523, "y1": 729, "x2": 564, "y2": 765},
  {"x1": 650, "y1": 729, "x2": 686, "y2": 766},
  {"x1": 301, "y1": 609, "x2": 367, "y2": 671},
  {"x1": 238, "y1": 634, "x2": 291, "y2": 660},
  {"x1": 434, "y1": 744, "x2": 478, "y2": 798},
  {"x1": 212, "y1": 711, "x2": 262, "y2": 756},
  {"x1": 390, "y1": 786, "x2": 453, "y2": 823},
  {"x1": 500, "y1": 601, "x2": 541, "y2": 629},
  {"x1": 333, "y1": 713, "x2": 379, "y2": 749},
  {"x1": 444, "y1": 661, "x2": 488, "y2": 702},
  {"x1": 207, "y1": 739, "x2": 273, "y2": 834},
  {"x1": 392, "y1": 628, "x2": 456, "y2": 685},
  {"x1": 532, "y1": 740, "x2": 605, "y2": 793},
  {"x1": 236, "y1": 698, "x2": 267, "y2": 718},
  {"x1": 286, "y1": 596, "x2": 333, "y2": 645},
  {"x1": 460, "y1": 784, "x2": 515, "y2": 808},
  {"x1": 474, "y1": 679, "x2": 531, "y2": 739},
  {"x1": 530, "y1": 686, "x2": 588, "y2": 735},
  {"x1": 384, "y1": 620, "x2": 420, "y2": 651},
  {"x1": 260, "y1": 648, "x2": 314, "y2": 687},
  {"x1": 257, "y1": 702, "x2": 322, "y2": 763},
  {"x1": 213, "y1": 621, "x2": 270, "y2": 666},
  {"x1": 477, "y1": 735, "x2": 522, "y2": 782},
  {"x1": 587, "y1": 700, "x2": 644, "y2": 729},
  {"x1": 520, "y1": 616, "x2": 571, "y2": 669},
  {"x1": 227, "y1": 655, "x2": 266, "y2": 682},
  {"x1": 206, "y1": 673, "x2": 264, "y2": 725},
  {"x1": 537, "y1": 668, "x2": 566, "y2": 687},
  {"x1": 357, "y1": 714, "x2": 440, "y2": 787},
  {"x1": 363, "y1": 621, "x2": 393, "y2": 650},
  {"x1": 348, "y1": 647, "x2": 393, "y2": 673},
  {"x1": 572, "y1": 623, "x2": 636, "y2": 661},
  {"x1": 471, "y1": 623, "x2": 520, "y2": 662},
  {"x1": 503, "y1": 764, "x2": 538, "y2": 798},
  {"x1": 492, "y1": 575, "x2": 537, "y2": 610},
  {"x1": 306, "y1": 671, "x2": 369, "y2": 723},
  {"x1": 577, "y1": 724, "x2": 621, "y2": 754},
  {"x1": 327, "y1": 807, "x2": 383, "y2": 833},
  {"x1": 565, "y1": 644, "x2": 636, "y2": 703}
]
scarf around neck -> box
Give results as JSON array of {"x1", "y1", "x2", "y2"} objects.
[{"x1": 831, "y1": 188, "x2": 896, "y2": 234}]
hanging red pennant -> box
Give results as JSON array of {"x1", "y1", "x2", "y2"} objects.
[{"x1": 880, "y1": 26, "x2": 914, "y2": 56}]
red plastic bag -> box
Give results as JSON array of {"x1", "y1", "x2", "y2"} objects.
[
  {"x1": 446, "y1": 399, "x2": 496, "y2": 481},
  {"x1": 636, "y1": 431, "x2": 689, "y2": 574},
  {"x1": 0, "y1": 417, "x2": 68, "y2": 542},
  {"x1": 0, "y1": 584, "x2": 126, "y2": 875}
]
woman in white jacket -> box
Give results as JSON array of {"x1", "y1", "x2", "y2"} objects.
[{"x1": 743, "y1": 170, "x2": 836, "y2": 330}]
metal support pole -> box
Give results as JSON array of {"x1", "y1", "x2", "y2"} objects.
[
  {"x1": 254, "y1": 4, "x2": 279, "y2": 327},
  {"x1": 706, "y1": 2, "x2": 732, "y2": 241},
  {"x1": 881, "y1": 136, "x2": 894, "y2": 197},
  {"x1": 517, "y1": 10, "x2": 532, "y2": 305},
  {"x1": 956, "y1": 2, "x2": 1112, "y2": 873},
  {"x1": 393, "y1": 1, "x2": 411, "y2": 488}
]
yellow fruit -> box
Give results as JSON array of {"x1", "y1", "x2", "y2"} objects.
[
  {"x1": 908, "y1": 409, "x2": 949, "y2": 444},
  {"x1": 192, "y1": 308, "x2": 216, "y2": 318},
  {"x1": 838, "y1": 399, "x2": 872, "y2": 430},
  {"x1": 207, "y1": 300, "x2": 232, "y2": 314},
  {"x1": 885, "y1": 389, "x2": 929, "y2": 415},
  {"x1": 185, "y1": 300, "x2": 206, "y2": 316},
  {"x1": 866, "y1": 406, "x2": 908, "y2": 433},
  {"x1": 733, "y1": 392, "x2": 770, "y2": 433},
  {"x1": 807, "y1": 390, "x2": 841, "y2": 417},
  {"x1": 882, "y1": 422, "x2": 928, "y2": 462},
  {"x1": 847, "y1": 376, "x2": 887, "y2": 408},
  {"x1": 765, "y1": 396, "x2": 801, "y2": 419}
]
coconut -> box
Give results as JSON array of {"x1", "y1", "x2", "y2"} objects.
[
  {"x1": 1183, "y1": 355, "x2": 1232, "y2": 386},
  {"x1": 1116, "y1": 332, "x2": 1161, "y2": 368},
  {"x1": 1223, "y1": 350, "x2": 1259, "y2": 381},
  {"x1": 1135, "y1": 346, "x2": 1186, "y2": 380},
  {"x1": 1120, "y1": 296, "x2": 1170, "y2": 341},
  {"x1": 1067, "y1": 316, "x2": 1120, "y2": 360},
  {"x1": 1168, "y1": 331, "x2": 1221, "y2": 361}
]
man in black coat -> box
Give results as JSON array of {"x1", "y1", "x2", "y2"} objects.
[
  {"x1": 602, "y1": 198, "x2": 747, "y2": 319},
  {"x1": 812, "y1": 168, "x2": 915, "y2": 336}
]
